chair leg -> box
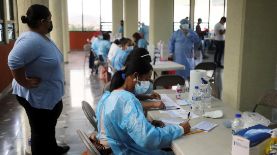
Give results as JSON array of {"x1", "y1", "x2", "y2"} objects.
[{"x1": 253, "y1": 104, "x2": 258, "y2": 112}]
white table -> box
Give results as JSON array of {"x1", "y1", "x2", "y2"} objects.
[
  {"x1": 148, "y1": 90, "x2": 238, "y2": 155},
  {"x1": 152, "y1": 61, "x2": 185, "y2": 72},
  {"x1": 152, "y1": 61, "x2": 185, "y2": 79}
]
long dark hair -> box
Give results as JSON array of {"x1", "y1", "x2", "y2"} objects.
[
  {"x1": 109, "y1": 48, "x2": 153, "y2": 92},
  {"x1": 21, "y1": 4, "x2": 50, "y2": 29}
]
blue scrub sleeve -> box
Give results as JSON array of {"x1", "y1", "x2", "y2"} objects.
[
  {"x1": 168, "y1": 33, "x2": 176, "y2": 54},
  {"x1": 8, "y1": 38, "x2": 40, "y2": 70},
  {"x1": 187, "y1": 30, "x2": 200, "y2": 44},
  {"x1": 120, "y1": 98, "x2": 183, "y2": 149}
]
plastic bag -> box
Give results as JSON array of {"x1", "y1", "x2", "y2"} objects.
[{"x1": 242, "y1": 112, "x2": 271, "y2": 128}]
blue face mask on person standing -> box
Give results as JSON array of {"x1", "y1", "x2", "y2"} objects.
[{"x1": 134, "y1": 81, "x2": 153, "y2": 95}]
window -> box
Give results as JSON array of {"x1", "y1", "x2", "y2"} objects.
[
  {"x1": 100, "y1": 0, "x2": 112, "y2": 31},
  {"x1": 0, "y1": 0, "x2": 16, "y2": 42},
  {"x1": 194, "y1": 0, "x2": 209, "y2": 30},
  {"x1": 194, "y1": 0, "x2": 226, "y2": 31},
  {"x1": 210, "y1": 0, "x2": 225, "y2": 31},
  {"x1": 0, "y1": 0, "x2": 4, "y2": 42},
  {"x1": 174, "y1": 0, "x2": 190, "y2": 31},
  {"x1": 139, "y1": 0, "x2": 149, "y2": 26},
  {"x1": 6, "y1": 0, "x2": 15, "y2": 40},
  {"x1": 68, "y1": 0, "x2": 112, "y2": 31}
]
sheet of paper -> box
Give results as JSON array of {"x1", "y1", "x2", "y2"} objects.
[
  {"x1": 160, "y1": 94, "x2": 180, "y2": 108},
  {"x1": 159, "y1": 118, "x2": 184, "y2": 125},
  {"x1": 159, "y1": 109, "x2": 199, "y2": 119},
  {"x1": 176, "y1": 99, "x2": 191, "y2": 106},
  {"x1": 192, "y1": 121, "x2": 218, "y2": 131}
]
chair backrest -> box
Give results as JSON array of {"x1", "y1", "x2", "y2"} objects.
[
  {"x1": 77, "y1": 129, "x2": 101, "y2": 155},
  {"x1": 195, "y1": 62, "x2": 217, "y2": 78},
  {"x1": 153, "y1": 75, "x2": 185, "y2": 89},
  {"x1": 253, "y1": 90, "x2": 277, "y2": 112},
  {"x1": 82, "y1": 101, "x2": 98, "y2": 132}
]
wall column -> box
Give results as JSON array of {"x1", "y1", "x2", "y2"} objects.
[
  {"x1": 123, "y1": 0, "x2": 138, "y2": 38},
  {"x1": 49, "y1": 0, "x2": 63, "y2": 52},
  {"x1": 62, "y1": 0, "x2": 69, "y2": 63},
  {"x1": 112, "y1": 0, "x2": 123, "y2": 36},
  {"x1": 17, "y1": 0, "x2": 49, "y2": 34},
  {"x1": 149, "y1": 0, "x2": 174, "y2": 56},
  {"x1": 223, "y1": 0, "x2": 277, "y2": 117}
]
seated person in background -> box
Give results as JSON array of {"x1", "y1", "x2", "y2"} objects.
[
  {"x1": 132, "y1": 32, "x2": 148, "y2": 49},
  {"x1": 111, "y1": 38, "x2": 133, "y2": 71},
  {"x1": 91, "y1": 34, "x2": 102, "y2": 57},
  {"x1": 96, "y1": 53, "x2": 191, "y2": 154},
  {"x1": 107, "y1": 39, "x2": 120, "y2": 63},
  {"x1": 98, "y1": 32, "x2": 111, "y2": 62}
]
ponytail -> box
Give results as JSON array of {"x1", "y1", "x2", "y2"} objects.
[{"x1": 109, "y1": 70, "x2": 126, "y2": 92}]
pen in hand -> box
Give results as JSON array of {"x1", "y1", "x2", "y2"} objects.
[{"x1": 187, "y1": 112, "x2": 191, "y2": 121}]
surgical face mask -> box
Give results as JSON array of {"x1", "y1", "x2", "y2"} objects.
[
  {"x1": 180, "y1": 24, "x2": 189, "y2": 30},
  {"x1": 134, "y1": 81, "x2": 153, "y2": 95},
  {"x1": 48, "y1": 21, "x2": 53, "y2": 33}
]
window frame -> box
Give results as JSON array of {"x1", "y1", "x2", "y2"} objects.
[{"x1": 0, "y1": 0, "x2": 18, "y2": 44}]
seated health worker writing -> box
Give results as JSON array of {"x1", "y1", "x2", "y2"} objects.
[{"x1": 96, "y1": 51, "x2": 191, "y2": 155}]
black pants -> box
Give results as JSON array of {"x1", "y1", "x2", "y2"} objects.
[
  {"x1": 214, "y1": 40, "x2": 225, "y2": 65},
  {"x1": 16, "y1": 96, "x2": 63, "y2": 155}
]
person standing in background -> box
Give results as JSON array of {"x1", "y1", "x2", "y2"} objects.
[
  {"x1": 118, "y1": 20, "x2": 124, "y2": 38},
  {"x1": 8, "y1": 4, "x2": 69, "y2": 155},
  {"x1": 196, "y1": 18, "x2": 209, "y2": 59},
  {"x1": 214, "y1": 17, "x2": 226, "y2": 68},
  {"x1": 168, "y1": 19, "x2": 200, "y2": 79}
]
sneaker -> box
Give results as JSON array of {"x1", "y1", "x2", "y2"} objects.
[{"x1": 56, "y1": 145, "x2": 70, "y2": 154}]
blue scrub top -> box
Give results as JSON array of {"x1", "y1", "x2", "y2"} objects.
[
  {"x1": 8, "y1": 31, "x2": 64, "y2": 110},
  {"x1": 137, "y1": 38, "x2": 148, "y2": 49},
  {"x1": 168, "y1": 29, "x2": 200, "y2": 79},
  {"x1": 96, "y1": 90, "x2": 183, "y2": 155},
  {"x1": 98, "y1": 40, "x2": 111, "y2": 62},
  {"x1": 111, "y1": 48, "x2": 131, "y2": 71},
  {"x1": 91, "y1": 38, "x2": 101, "y2": 56}
]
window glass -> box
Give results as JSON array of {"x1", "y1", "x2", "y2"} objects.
[
  {"x1": 210, "y1": 0, "x2": 225, "y2": 31},
  {"x1": 174, "y1": 0, "x2": 190, "y2": 31},
  {"x1": 194, "y1": 0, "x2": 209, "y2": 30},
  {"x1": 100, "y1": 0, "x2": 112, "y2": 31},
  {"x1": 8, "y1": 23, "x2": 15, "y2": 39},
  {"x1": 0, "y1": 24, "x2": 3, "y2": 42},
  {"x1": 68, "y1": 0, "x2": 83, "y2": 31},
  {"x1": 139, "y1": 0, "x2": 149, "y2": 26}
]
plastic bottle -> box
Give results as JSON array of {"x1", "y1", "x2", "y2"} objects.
[
  {"x1": 201, "y1": 78, "x2": 212, "y2": 108},
  {"x1": 176, "y1": 84, "x2": 182, "y2": 99},
  {"x1": 231, "y1": 113, "x2": 244, "y2": 134},
  {"x1": 265, "y1": 129, "x2": 277, "y2": 155},
  {"x1": 191, "y1": 86, "x2": 204, "y2": 115}
]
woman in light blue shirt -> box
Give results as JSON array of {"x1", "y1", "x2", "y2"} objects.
[
  {"x1": 96, "y1": 50, "x2": 191, "y2": 154},
  {"x1": 8, "y1": 4, "x2": 69, "y2": 155}
]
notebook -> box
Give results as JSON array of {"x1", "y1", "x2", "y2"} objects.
[{"x1": 192, "y1": 121, "x2": 218, "y2": 132}]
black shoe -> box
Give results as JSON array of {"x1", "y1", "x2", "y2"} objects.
[{"x1": 56, "y1": 145, "x2": 70, "y2": 155}]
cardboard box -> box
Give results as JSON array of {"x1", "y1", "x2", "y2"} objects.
[{"x1": 232, "y1": 135, "x2": 270, "y2": 155}]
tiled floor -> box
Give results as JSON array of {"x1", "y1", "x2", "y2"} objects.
[
  {"x1": 0, "y1": 50, "x2": 220, "y2": 155},
  {"x1": 0, "y1": 51, "x2": 106, "y2": 155}
]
